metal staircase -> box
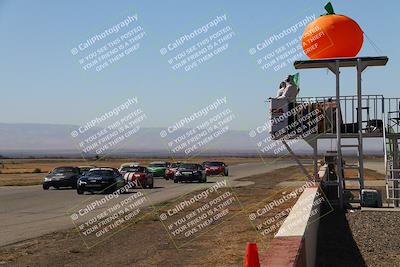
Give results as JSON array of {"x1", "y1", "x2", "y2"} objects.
[
  {"x1": 341, "y1": 139, "x2": 364, "y2": 204},
  {"x1": 340, "y1": 104, "x2": 370, "y2": 204},
  {"x1": 385, "y1": 111, "x2": 400, "y2": 207}
]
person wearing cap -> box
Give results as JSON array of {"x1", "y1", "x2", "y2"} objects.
[
  {"x1": 274, "y1": 75, "x2": 300, "y2": 126},
  {"x1": 276, "y1": 75, "x2": 299, "y2": 102}
]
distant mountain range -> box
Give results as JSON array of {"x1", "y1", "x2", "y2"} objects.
[
  {"x1": 0, "y1": 123, "x2": 384, "y2": 157},
  {"x1": 0, "y1": 123, "x2": 256, "y2": 157}
]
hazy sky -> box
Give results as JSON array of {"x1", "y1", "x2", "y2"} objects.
[{"x1": 0, "y1": 0, "x2": 398, "y2": 130}]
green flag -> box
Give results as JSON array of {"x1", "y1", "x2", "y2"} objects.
[
  {"x1": 292, "y1": 73, "x2": 300, "y2": 87},
  {"x1": 324, "y1": 2, "x2": 335, "y2": 15}
]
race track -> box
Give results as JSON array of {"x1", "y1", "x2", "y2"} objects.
[{"x1": 0, "y1": 160, "x2": 295, "y2": 247}]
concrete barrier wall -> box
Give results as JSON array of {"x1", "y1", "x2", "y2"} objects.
[{"x1": 265, "y1": 165, "x2": 328, "y2": 267}]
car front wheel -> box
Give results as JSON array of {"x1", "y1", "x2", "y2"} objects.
[
  {"x1": 43, "y1": 184, "x2": 49, "y2": 190},
  {"x1": 106, "y1": 185, "x2": 116, "y2": 194},
  {"x1": 77, "y1": 188, "x2": 84, "y2": 195}
]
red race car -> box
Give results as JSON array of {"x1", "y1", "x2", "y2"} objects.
[
  {"x1": 202, "y1": 161, "x2": 229, "y2": 176},
  {"x1": 121, "y1": 166, "x2": 154, "y2": 189},
  {"x1": 165, "y1": 162, "x2": 181, "y2": 180}
]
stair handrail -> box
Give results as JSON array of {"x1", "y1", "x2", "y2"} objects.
[{"x1": 382, "y1": 99, "x2": 389, "y2": 181}]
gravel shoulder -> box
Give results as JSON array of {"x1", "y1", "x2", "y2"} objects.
[
  {"x1": 346, "y1": 210, "x2": 400, "y2": 267},
  {"x1": 316, "y1": 168, "x2": 400, "y2": 267},
  {"x1": 316, "y1": 208, "x2": 400, "y2": 267}
]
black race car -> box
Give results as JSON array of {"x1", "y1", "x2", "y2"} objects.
[
  {"x1": 76, "y1": 168, "x2": 125, "y2": 194},
  {"x1": 78, "y1": 165, "x2": 96, "y2": 176},
  {"x1": 42, "y1": 166, "x2": 81, "y2": 190},
  {"x1": 174, "y1": 163, "x2": 207, "y2": 183}
]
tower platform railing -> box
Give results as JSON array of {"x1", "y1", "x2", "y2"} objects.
[{"x1": 268, "y1": 95, "x2": 400, "y2": 140}]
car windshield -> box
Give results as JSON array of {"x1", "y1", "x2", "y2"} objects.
[
  {"x1": 207, "y1": 162, "x2": 224, "y2": 167},
  {"x1": 121, "y1": 163, "x2": 138, "y2": 168},
  {"x1": 52, "y1": 167, "x2": 76, "y2": 173},
  {"x1": 149, "y1": 163, "x2": 166, "y2": 167},
  {"x1": 171, "y1": 163, "x2": 180, "y2": 168},
  {"x1": 121, "y1": 167, "x2": 146, "y2": 173},
  {"x1": 87, "y1": 170, "x2": 114, "y2": 177},
  {"x1": 179, "y1": 164, "x2": 197, "y2": 170}
]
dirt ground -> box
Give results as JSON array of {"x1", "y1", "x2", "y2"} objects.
[
  {"x1": 345, "y1": 168, "x2": 384, "y2": 181},
  {"x1": 0, "y1": 157, "x2": 261, "y2": 186},
  {"x1": 0, "y1": 165, "x2": 308, "y2": 267}
]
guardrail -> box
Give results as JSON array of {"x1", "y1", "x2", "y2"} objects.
[
  {"x1": 264, "y1": 166, "x2": 328, "y2": 267},
  {"x1": 267, "y1": 95, "x2": 400, "y2": 137}
]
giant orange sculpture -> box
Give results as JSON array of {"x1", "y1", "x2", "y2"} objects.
[{"x1": 302, "y1": 2, "x2": 363, "y2": 59}]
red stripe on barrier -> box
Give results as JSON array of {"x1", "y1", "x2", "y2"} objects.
[{"x1": 265, "y1": 236, "x2": 306, "y2": 267}]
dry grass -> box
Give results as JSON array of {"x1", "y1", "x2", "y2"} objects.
[{"x1": 0, "y1": 173, "x2": 46, "y2": 186}]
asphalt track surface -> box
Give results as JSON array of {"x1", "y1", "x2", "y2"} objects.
[
  {"x1": 1, "y1": 159, "x2": 386, "y2": 247},
  {"x1": 0, "y1": 160, "x2": 300, "y2": 247}
]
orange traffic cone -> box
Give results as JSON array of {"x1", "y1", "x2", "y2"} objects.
[{"x1": 244, "y1": 242, "x2": 260, "y2": 267}]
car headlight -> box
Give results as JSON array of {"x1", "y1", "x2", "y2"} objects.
[
  {"x1": 78, "y1": 180, "x2": 87, "y2": 185},
  {"x1": 175, "y1": 171, "x2": 182, "y2": 176},
  {"x1": 44, "y1": 177, "x2": 51, "y2": 181}
]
